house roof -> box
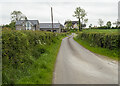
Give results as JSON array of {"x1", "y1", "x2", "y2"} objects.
[
  {"x1": 40, "y1": 23, "x2": 63, "y2": 29},
  {"x1": 16, "y1": 20, "x2": 39, "y2": 26},
  {"x1": 64, "y1": 21, "x2": 78, "y2": 25}
]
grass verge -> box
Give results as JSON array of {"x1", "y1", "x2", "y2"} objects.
[
  {"x1": 74, "y1": 37, "x2": 118, "y2": 60},
  {"x1": 16, "y1": 38, "x2": 63, "y2": 84}
]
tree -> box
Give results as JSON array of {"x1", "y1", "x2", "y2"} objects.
[
  {"x1": 106, "y1": 21, "x2": 112, "y2": 28},
  {"x1": 11, "y1": 11, "x2": 22, "y2": 22},
  {"x1": 113, "y1": 21, "x2": 120, "y2": 27},
  {"x1": 84, "y1": 19, "x2": 88, "y2": 24},
  {"x1": 11, "y1": 11, "x2": 27, "y2": 22},
  {"x1": 10, "y1": 11, "x2": 27, "y2": 30},
  {"x1": 89, "y1": 24, "x2": 92, "y2": 28},
  {"x1": 65, "y1": 20, "x2": 72, "y2": 30},
  {"x1": 98, "y1": 19, "x2": 104, "y2": 27},
  {"x1": 73, "y1": 7, "x2": 87, "y2": 31}
]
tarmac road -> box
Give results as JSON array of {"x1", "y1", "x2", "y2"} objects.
[{"x1": 53, "y1": 35, "x2": 118, "y2": 84}]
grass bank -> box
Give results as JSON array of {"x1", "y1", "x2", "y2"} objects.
[
  {"x1": 74, "y1": 29, "x2": 119, "y2": 60},
  {"x1": 2, "y1": 29, "x2": 67, "y2": 84},
  {"x1": 74, "y1": 38, "x2": 118, "y2": 60}
]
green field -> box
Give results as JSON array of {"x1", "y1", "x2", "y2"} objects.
[
  {"x1": 74, "y1": 29, "x2": 119, "y2": 60},
  {"x1": 82, "y1": 29, "x2": 119, "y2": 34}
]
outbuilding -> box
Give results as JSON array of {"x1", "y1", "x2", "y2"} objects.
[{"x1": 39, "y1": 23, "x2": 64, "y2": 33}]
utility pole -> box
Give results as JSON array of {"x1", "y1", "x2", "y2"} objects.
[{"x1": 51, "y1": 7, "x2": 54, "y2": 32}]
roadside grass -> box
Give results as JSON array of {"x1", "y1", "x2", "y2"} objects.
[
  {"x1": 74, "y1": 37, "x2": 118, "y2": 60},
  {"x1": 16, "y1": 39, "x2": 62, "y2": 84}
]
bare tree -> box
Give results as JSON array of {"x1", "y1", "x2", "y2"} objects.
[
  {"x1": 98, "y1": 19, "x2": 104, "y2": 27},
  {"x1": 113, "y1": 21, "x2": 120, "y2": 27}
]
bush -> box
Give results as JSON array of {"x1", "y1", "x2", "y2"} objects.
[{"x1": 2, "y1": 22, "x2": 15, "y2": 30}]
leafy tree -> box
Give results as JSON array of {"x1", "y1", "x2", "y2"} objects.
[
  {"x1": 10, "y1": 11, "x2": 27, "y2": 30},
  {"x1": 98, "y1": 19, "x2": 104, "y2": 27},
  {"x1": 11, "y1": 11, "x2": 27, "y2": 22},
  {"x1": 106, "y1": 21, "x2": 112, "y2": 29},
  {"x1": 89, "y1": 24, "x2": 92, "y2": 28},
  {"x1": 73, "y1": 7, "x2": 87, "y2": 31},
  {"x1": 83, "y1": 19, "x2": 88, "y2": 24},
  {"x1": 11, "y1": 11, "x2": 23, "y2": 22}
]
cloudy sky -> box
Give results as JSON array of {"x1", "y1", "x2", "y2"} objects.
[{"x1": 0, "y1": 0, "x2": 119, "y2": 27}]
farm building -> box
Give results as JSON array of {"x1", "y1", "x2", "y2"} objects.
[{"x1": 39, "y1": 23, "x2": 64, "y2": 33}]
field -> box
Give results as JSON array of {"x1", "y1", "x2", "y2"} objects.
[
  {"x1": 82, "y1": 29, "x2": 119, "y2": 34},
  {"x1": 74, "y1": 29, "x2": 119, "y2": 60},
  {"x1": 2, "y1": 29, "x2": 68, "y2": 84}
]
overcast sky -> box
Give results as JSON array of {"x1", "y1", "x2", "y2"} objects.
[{"x1": 0, "y1": 0, "x2": 119, "y2": 27}]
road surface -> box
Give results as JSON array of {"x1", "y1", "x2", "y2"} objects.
[{"x1": 53, "y1": 35, "x2": 118, "y2": 84}]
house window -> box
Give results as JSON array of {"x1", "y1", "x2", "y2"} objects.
[{"x1": 26, "y1": 22, "x2": 31, "y2": 30}]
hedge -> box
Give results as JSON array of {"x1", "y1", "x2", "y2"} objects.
[
  {"x1": 2, "y1": 29, "x2": 67, "y2": 84},
  {"x1": 76, "y1": 32, "x2": 120, "y2": 50}
]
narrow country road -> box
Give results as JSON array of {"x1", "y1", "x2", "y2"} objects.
[{"x1": 53, "y1": 34, "x2": 118, "y2": 84}]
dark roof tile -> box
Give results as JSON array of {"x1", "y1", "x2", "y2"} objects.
[
  {"x1": 40, "y1": 23, "x2": 63, "y2": 29},
  {"x1": 16, "y1": 20, "x2": 39, "y2": 26}
]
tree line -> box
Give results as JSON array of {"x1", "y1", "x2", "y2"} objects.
[{"x1": 89, "y1": 19, "x2": 120, "y2": 29}]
